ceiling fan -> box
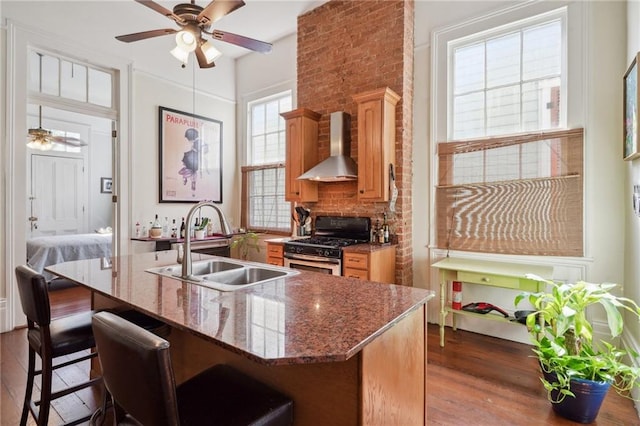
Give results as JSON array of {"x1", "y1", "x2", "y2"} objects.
[
  {"x1": 27, "y1": 53, "x2": 87, "y2": 151},
  {"x1": 27, "y1": 106, "x2": 87, "y2": 151},
  {"x1": 115, "y1": 0, "x2": 272, "y2": 68}
]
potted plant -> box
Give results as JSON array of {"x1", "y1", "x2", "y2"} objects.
[
  {"x1": 515, "y1": 277, "x2": 640, "y2": 423},
  {"x1": 230, "y1": 231, "x2": 260, "y2": 260},
  {"x1": 195, "y1": 217, "x2": 209, "y2": 240}
]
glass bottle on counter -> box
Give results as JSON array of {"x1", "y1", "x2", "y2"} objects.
[
  {"x1": 180, "y1": 217, "x2": 186, "y2": 238},
  {"x1": 162, "y1": 217, "x2": 169, "y2": 237},
  {"x1": 171, "y1": 219, "x2": 177, "y2": 238}
]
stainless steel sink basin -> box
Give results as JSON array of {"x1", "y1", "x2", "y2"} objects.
[
  {"x1": 146, "y1": 259, "x2": 298, "y2": 291},
  {"x1": 203, "y1": 267, "x2": 288, "y2": 286}
]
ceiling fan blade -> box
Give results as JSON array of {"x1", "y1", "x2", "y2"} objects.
[
  {"x1": 211, "y1": 30, "x2": 272, "y2": 53},
  {"x1": 134, "y1": 0, "x2": 185, "y2": 24},
  {"x1": 195, "y1": 45, "x2": 216, "y2": 69},
  {"x1": 198, "y1": 0, "x2": 245, "y2": 25},
  {"x1": 50, "y1": 136, "x2": 88, "y2": 147},
  {"x1": 116, "y1": 29, "x2": 177, "y2": 43}
]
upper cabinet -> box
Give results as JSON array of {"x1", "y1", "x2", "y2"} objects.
[
  {"x1": 281, "y1": 108, "x2": 321, "y2": 202},
  {"x1": 353, "y1": 87, "x2": 400, "y2": 202}
]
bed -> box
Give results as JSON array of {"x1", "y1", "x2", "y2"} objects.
[{"x1": 27, "y1": 233, "x2": 112, "y2": 281}]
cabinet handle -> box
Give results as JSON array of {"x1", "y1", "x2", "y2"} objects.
[
  {"x1": 481, "y1": 277, "x2": 490, "y2": 283},
  {"x1": 295, "y1": 191, "x2": 300, "y2": 195},
  {"x1": 359, "y1": 189, "x2": 364, "y2": 194}
]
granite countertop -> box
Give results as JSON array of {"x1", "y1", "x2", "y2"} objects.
[{"x1": 46, "y1": 251, "x2": 433, "y2": 366}]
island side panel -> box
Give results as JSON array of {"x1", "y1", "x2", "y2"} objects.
[
  {"x1": 167, "y1": 327, "x2": 360, "y2": 426},
  {"x1": 361, "y1": 305, "x2": 426, "y2": 425}
]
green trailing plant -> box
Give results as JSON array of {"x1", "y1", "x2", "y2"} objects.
[
  {"x1": 230, "y1": 232, "x2": 260, "y2": 260},
  {"x1": 515, "y1": 277, "x2": 640, "y2": 403},
  {"x1": 197, "y1": 217, "x2": 209, "y2": 231}
]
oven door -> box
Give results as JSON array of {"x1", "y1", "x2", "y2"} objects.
[{"x1": 284, "y1": 254, "x2": 341, "y2": 276}]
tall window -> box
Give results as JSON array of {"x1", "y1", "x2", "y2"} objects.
[
  {"x1": 242, "y1": 91, "x2": 292, "y2": 232},
  {"x1": 436, "y1": 7, "x2": 583, "y2": 257}
]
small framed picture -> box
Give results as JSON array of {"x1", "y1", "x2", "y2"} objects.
[
  {"x1": 101, "y1": 177, "x2": 113, "y2": 194},
  {"x1": 623, "y1": 53, "x2": 640, "y2": 160}
]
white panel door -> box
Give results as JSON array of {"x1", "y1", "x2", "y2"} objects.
[{"x1": 30, "y1": 154, "x2": 85, "y2": 236}]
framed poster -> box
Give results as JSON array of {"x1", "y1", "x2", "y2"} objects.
[
  {"x1": 159, "y1": 106, "x2": 223, "y2": 203},
  {"x1": 624, "y1": 54, "x2": 640, "y2": 161}
]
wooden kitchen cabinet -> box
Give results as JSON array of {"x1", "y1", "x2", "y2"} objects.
[
  {"x1": 281, "y1": 108, "x2": 321, "y2": 202},
  {"x1": 265, "y1": 241, "x2": 284, "y2": 266},
  {"x1": 343, "y1": 245, "x2": 396, "y2": 284},
  {"x1": 352, "y1": 87, "x2": 400, "y2": 202}
]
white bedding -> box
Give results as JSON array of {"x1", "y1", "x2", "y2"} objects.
[{"x1": 27, "y1": 233, "x2": 112, "y2": 280}]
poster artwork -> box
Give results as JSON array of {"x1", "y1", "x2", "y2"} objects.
[{"x1": 159, "y1": 106, "x2": 222, "y2": 203}]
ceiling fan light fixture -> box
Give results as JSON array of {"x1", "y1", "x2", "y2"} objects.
[
  {"x1": 175, "y1": 29, "x2": 197, "y2": 52},
  {"x1": 201, "y1": 40, "x2": 222, "y2": 63},
  {"x1": 170, "y1": 45, "x2": 190, "y2": 64},
  {"x1": 27, "y1": 137, "x2": 54, "y2": 151}
]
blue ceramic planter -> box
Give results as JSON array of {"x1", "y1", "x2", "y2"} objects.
[{"x1": 543, "y1": 371, "x2": 611, "y2": 424}]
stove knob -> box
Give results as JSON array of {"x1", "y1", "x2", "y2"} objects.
[
  {"x1": 296, "y1": 247, "x2": 303, "y2": 254},
  {"x1": 324, "y1": 250, "x2": 330, "y2": 257}
]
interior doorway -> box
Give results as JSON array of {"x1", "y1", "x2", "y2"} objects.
[{"x1": 26, "y1": 105, "x2": 114, "y2": 238}]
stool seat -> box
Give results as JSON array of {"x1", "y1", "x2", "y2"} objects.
[
  {"x1": 92, "y1": 311, "x2": 294, "y2": 426},
  {"x1": 177, "y1": 364, "x2": 293, "y2": 426},
  {"x1": 28, "y1": 310, "x2": 98, "y2": 357}
]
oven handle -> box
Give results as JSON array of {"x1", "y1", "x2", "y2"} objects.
[{"x1": 284, "y1": 253, "x2": 341, "y2": 264}]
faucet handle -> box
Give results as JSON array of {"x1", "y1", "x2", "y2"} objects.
[{"x1": 176, "y1": 245, "x2": 184, "y2": 264}]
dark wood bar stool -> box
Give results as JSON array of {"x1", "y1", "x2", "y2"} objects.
[
  {"x1": 15, "y1": 265, "x2": 102, "y2": 426},
  {"x1": 91, "y1": 311, "x2": 294, "y2": 426}
]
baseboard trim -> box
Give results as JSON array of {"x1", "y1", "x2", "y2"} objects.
[
  {"x1": 0, "y1": 298, "x2": 7, "y2": 332},
  {"x1": 621, "y1": 330, "x2": 640, "y2": 419}
]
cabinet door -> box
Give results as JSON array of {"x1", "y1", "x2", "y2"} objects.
[
  {"x1": 282, "y1": 109, "x2": 320, "y2": 202},
  {"x1": 353, "y1": 88, "x2": 400, "y2": 202},
  {"x1": 357, "y1": 101, "x2": 384, "y2": 200},
  {"x1": 285, "y1": 117, "x2": 304, "y2": 200}
]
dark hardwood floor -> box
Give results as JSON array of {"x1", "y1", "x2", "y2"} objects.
[{"x1": 1, "y1": 286, "x2": 638, "y2": 425}]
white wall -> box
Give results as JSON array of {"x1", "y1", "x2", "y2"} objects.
[
  {"x1": 412, "y1": 0, "x2": 630, "y2": 346},
  {"x1": 626, "y1": 0, "x2": 640, "y2": 408},
  {"x1": 129, "y1": 72, "x2": 238, "y2": 253}
]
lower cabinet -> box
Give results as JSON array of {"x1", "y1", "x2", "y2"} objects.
[
  {"x1": 343, "y1": 245, "x2": 396, "y2": 284},
  {"x1": 266, "y1": 242, "x2": 284, "y2": 266}
]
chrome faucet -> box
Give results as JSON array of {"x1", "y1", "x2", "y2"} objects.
[{"x1": 181, "y1": 201, "x2": 233, "y2": 279}]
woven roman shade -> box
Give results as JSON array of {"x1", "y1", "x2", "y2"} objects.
[{"x1": 436, "y1": 128, "x2": 583, "y2": 256}]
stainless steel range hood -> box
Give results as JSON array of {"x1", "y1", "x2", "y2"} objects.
[{"x1": 297, "y1": 111, "x2": 358, "y2": 182}]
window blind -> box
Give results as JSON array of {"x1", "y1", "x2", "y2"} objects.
[{"x1": 436, "y1": 128, "x2": 583, "y2": 256}]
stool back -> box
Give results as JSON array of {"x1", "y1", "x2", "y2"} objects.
[
  {"x1": 15, "y1": 265, "x2": 51, "y2": 328},
  {"x1": 92, "y1": 311, "x2": 180, "y2": 426}
]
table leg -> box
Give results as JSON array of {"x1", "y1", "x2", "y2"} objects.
[{"x1": 439, "y1": 274, "x2": 447, "y2": 347}]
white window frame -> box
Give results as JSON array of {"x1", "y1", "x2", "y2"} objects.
[
  {"x1": 242, "y1": 89, "x2": 293, "y2": 232},
  {"x1": 430, "y1": 1, "x2": 586, "y2": 256},
  {"x1": 446, "y1": 8, "x2": 568, "y2": 140}
]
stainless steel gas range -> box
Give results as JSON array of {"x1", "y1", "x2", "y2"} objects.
[{"x1": 283, "y1": 216, "x2": 371, "y2": 276}]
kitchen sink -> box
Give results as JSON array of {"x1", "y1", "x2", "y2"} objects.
[
  {"x1": 145, "y1": 259, "x2": 299, "y2": 291},
  {"x1": 202, "y1": 267, "x2": 288, "y2": 286},
  {"x1": 149, "y1": 260, "x2": 244, "y2": 277}
]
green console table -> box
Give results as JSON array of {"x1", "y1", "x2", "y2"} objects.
[{"x1": 432, "y1": 257, "x2": 553, "y2": 347}]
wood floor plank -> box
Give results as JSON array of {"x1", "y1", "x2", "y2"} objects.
[{"x1": 2, "y1": 289, "x2": 638, "y2": 425}]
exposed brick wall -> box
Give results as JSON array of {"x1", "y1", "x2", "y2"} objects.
[{"x1": 297, "y1": 0, "x2": 414, "y2": 286}]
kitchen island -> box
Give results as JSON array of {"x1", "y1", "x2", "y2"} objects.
[{"x1": 46, "y1": 251, "x2": 434, "y2": 425}]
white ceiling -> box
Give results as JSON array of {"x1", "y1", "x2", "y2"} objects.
[{"x1": 2, "y1": 0, "x2": 325, "y2": 61}]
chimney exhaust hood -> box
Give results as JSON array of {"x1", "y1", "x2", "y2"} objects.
[{"x1": 297, "y1": 111, "x2": 358, "y2": 182}]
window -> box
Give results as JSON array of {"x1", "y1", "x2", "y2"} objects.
[
  {"x1": 450, "y1": 13, "x2": 564, "y2": 139},
  {"x1": 28, "y1": 50, "x2": 113, "y2": 109},
  {"x1": 436, "y1": 7, "x2": 583, "y2": 257},
  {"x1": 242, "y1": 91, "x2": 292, "y2": 232}
]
